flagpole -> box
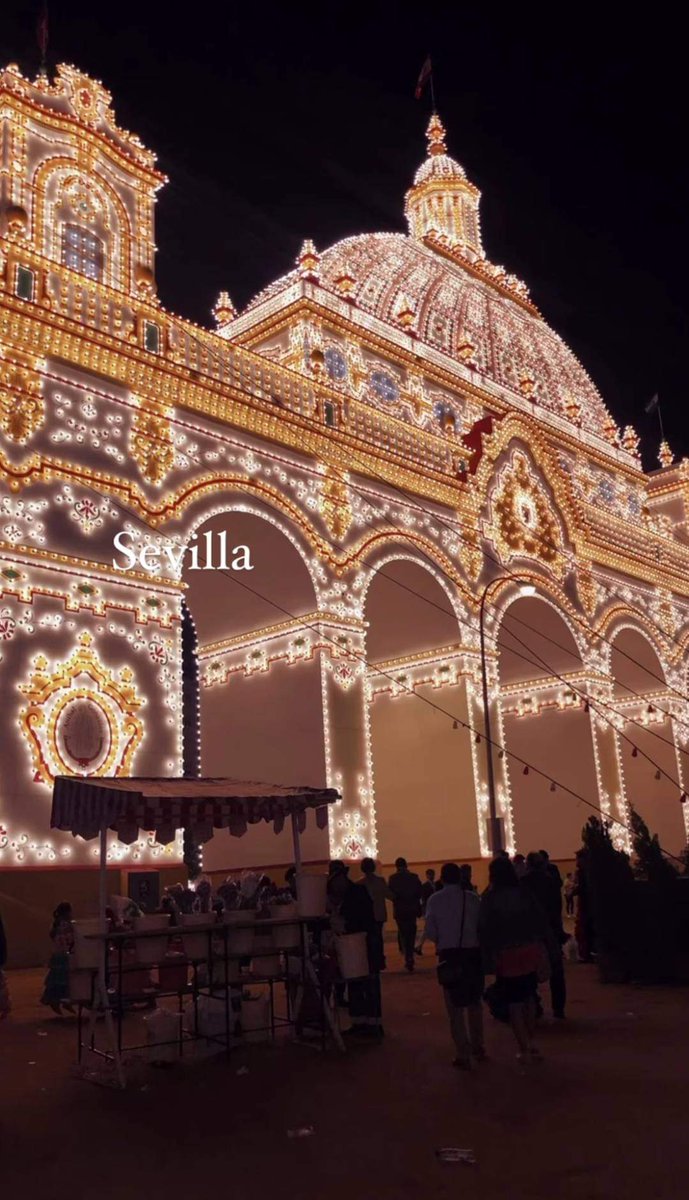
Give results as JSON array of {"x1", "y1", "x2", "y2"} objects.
[
  {"x1": 429, "y1": 67, "x2": 436, "y2": 113},
  {"x1": 657, "y1": 403, "x2": 665, "y2": 444}
]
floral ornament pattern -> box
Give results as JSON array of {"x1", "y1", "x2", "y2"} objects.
[
  {"x1": 0, "y1": 347, "x2": 44, "y2": 444},
  {"x1": 319, "y1": 463, "x2": 353, "y2": 541},
  {"x1": 483, "y1": 448, "x2": 565, "y2": 575},
  {"x1": 129, "y1": 396, "x2": 175, "y2": 485},
  {"x1": 0, "y1": 608, "x2": 17, "y2": 641},
  {"x1": 18, "y1": 631, "x2": 144, "y2": 785},
  {"x1": 148, "y1": 639, "x2": 169, "y2": 665}
]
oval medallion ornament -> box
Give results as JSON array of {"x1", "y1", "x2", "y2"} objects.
[{"x1": 59, "y1": 698, "x2": 109, "y2": 770}]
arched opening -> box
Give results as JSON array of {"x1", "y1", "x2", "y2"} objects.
[
  {"x1": 497, "y1": 595, "x2": 597, "y2": 858},
  {"x1": 365, "y1": 557, "x2": 480, "y2": 865},
  {"x1": 183, "y1": 509, "x2": 328, "y2": 874},
  {"x1": 611, "y1": 626, "x2": 686, "y2": 854}
]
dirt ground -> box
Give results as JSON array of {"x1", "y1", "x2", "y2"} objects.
[{"x1": 1, "y1": 945, "x2": 687, "y2": 1200}]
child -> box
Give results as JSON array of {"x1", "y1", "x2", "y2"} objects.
[
  {"x1": 564, "y1": 872, "x2": 575, "y2": 917},
  {"x1": 41, "y1": 902, "x2": 75, "y2": 1015}
]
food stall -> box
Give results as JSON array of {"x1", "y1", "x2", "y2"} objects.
[{"x1": 50, "y1": 775, "x2": 340, "y2": 1086}]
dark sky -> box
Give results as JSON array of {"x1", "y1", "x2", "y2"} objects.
[{"x1": 3, "y1": 2, "x2": 687, "y2": 467}]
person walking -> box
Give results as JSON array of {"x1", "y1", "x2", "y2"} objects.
[
  {"x1": 0, "y1": 908, "x2": 10, "y2": 1019},
  {"x1": 479, "y1": 856, "x2": 553, "y2": 1064},
  {"x1": 564, "y1": 873, "x2": 575, "y2": 918},
  {"x1": 388, "y1": 857, "x2": 423, "y2": 972},
  {"x1": 328, "y1": 862, "x2": 384, "y2": 1039},
  {"x1": 415, "y1": 868, "x2": 438, "y2": 956},
  {"x1": 521, "y1": 851, "x2": 567, "y2": 1019},
  {"x1": 425, "y1": 862, "x2": 484, "y2": 1070},
  {"x1": 359, "y1": 857, "x2": 390, "y2": 970}
]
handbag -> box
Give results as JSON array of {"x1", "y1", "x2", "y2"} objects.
[{"x1": 436, "y1": 892, "x2": 479, "y2": 1005}]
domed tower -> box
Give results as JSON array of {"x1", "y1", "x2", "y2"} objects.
[{"x1": 404, "y1": 113, "x2": 483, "y2": 262}]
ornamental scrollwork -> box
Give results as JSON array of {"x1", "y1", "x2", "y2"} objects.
[
  {"x1": 483, "y1": 448, "x2": 565, "y2": 575},
  {"x1": 129, "y1": 395, "x2": 175, "y2": 485},
  {"x1": 0, "y1": 347, "x2": 44, "y2": 444}
]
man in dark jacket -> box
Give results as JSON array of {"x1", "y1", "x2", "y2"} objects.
[
  {"x1": 522, "y1": 852, "x2": 566, "y2": 1018},
  {"x1": 328, "y1": 862, "x2": 384, "y2": 1039},
  {"x1": 388, "y1": 857, "x2": 423, "y2": 972}
]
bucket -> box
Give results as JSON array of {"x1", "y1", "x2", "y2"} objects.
[
  {"x1": 296, "y1": 872, "x2": 328, "y2": 919},
  {"x1": 251, "y1": 927, "x2": 281, "y2": 978},
  {"x1": 143, "y1": 1008, "x2": 183, "y2": 1063},
  {"x1": 180, "y1": 913, "x2": 211, "y2": 961},
  {"x1": 158, "y1": 953, "x2": 189, "y2": 993},
  {"x1": 222, "y1": 910, "x2": 255, "y2": 956},
  {"x1": 68, "y1": 965, "x2": 94, "y2": 1003},
  {"x1": 240, "y1": 990, "x2": 270, "y2": 1043},
  {"x1": 72, "y1": 919, "x2": 102, "y2": 970},
  {"x1": 335, "y1": 931, "x2": 369, "y2": 980},
  {"x1": 269, "y1": 902, "x2": 301, "y2": 950},
  {"x1": 133, "y1": 914, "x2": 170, "y2": 965}
]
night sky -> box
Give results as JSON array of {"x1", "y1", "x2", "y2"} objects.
[{"x1": 3, "y1": 2, "x2": 687, "y2": 466}]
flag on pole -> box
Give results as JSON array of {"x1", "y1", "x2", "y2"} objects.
[
  {"x1": 645, "y1": 393, "x2": 659, "y2": 414},
  {"x1": 37, "y1": 3, "x2": 49, "y2": 68},
  {"x1": 415, "y1": 56, "x2": 432, "y2": 100}
]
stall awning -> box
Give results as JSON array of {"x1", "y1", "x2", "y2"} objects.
[{"x1": 51, "y1": 776, "x2": 339, "y2": 845}]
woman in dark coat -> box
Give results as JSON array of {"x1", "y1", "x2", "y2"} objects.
[{"x1": 479, "y1": 856, "x2": 553, "y2": 1063}]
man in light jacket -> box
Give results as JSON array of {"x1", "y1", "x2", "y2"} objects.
[{"x1": 425, "y1": 862, "x2": 484, "y2": 1069}]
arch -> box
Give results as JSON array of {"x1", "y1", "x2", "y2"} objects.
[
  {"x1": 607, "y1": 624, "x2": 687, "y2": 855},
  {"x1": 483, "y1": 572, "x2": 590, "y2": 663},
  {"x1": 31, "y1": 156, "x2": 134, "y2": 291},
  {"x1": 358, "y1": 546, "x2": 468, "y2": 631},
  {"x1": 595, "y1": 606, "x2": 675, "y2": 675},
  {"x1": 363, "y1": 549, "x2": 481, "y2": 864},
  {"x1": 496, "y1": 591, "x2": 599, "y2": 859},
  {"x1": 185, "y1": 506, "x2": 328, "y2": 873},
  {"x1": 178, "y1": 496, "x2": 322, "y2": 597}
]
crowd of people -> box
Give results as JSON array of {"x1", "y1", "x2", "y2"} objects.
[
  {"x1": 324, "y1": 846, "x2": 572, "y2": 1065},
  {"x1": 0, "y1": 847, "x2": 582, "y2": 1066}
]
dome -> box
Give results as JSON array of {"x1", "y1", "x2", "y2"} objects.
[
  {"x1": 246, "y1": 231, "x2": 613, "y2": 439},
  {"x1": 413, "y1": 152, "x2": 466, "y2": 185},
  {"x1": 242, "y1": 115, "x2": 619, "y2": 445}
]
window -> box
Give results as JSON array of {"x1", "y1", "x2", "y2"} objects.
[
  {"x1": 16, "y1": 265, "x2": 35, "y2": 301},
  {"x1": 144, "y1": 321, "x2": 160, "y2": 353},
  {"x1": 61, "y1": 223, "x2": 104, "y2": 281},
  {"x1": 370, "y1": 370, "x2": 399, "y2": 404},
  {"x1": 324, "y1": 347, "x2": 347, "y2": 382},
  {"x1": 324, "y1": 401, "x2": 337, "y2": 429}
]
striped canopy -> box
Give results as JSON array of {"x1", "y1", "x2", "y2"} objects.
[{"x1": 51, "y1": 776, "x2": 338, "y2": 845}]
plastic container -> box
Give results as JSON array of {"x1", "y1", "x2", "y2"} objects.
[
  {"x1": 133, "y1": 913, "x2": 170, "y2": 965},
  {"x1": 269, "y1": 902, "x2": 301, "y2": 950},
  {"x1": 335, "y1": 931, "x2": 369, "y2": 980},
  {"x1": 222, "y1": 910, "x2": 255, "y2": 956},
  {"x1": 197, "y1": 993, "x2": 230, "y2": 1039},
  {"x1": 240, "y1": 990, "x2": 270, "y2": 1043},
  {"x1": 72, "y1": 919, "x2": 102, "y2": 970},
  {"x1": 296, "y1": 872, "x2": 328, "y2": 919},
  {"x1": 179, "y1": 913, "x2": 211, "y2": 961}
]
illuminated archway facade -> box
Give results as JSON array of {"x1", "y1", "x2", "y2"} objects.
[{"x1": 2, "y1": 63, "x2": 689, "y2": 883}]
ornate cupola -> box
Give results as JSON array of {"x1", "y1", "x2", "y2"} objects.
[{"x1": 404, "y1": 113, "x2": 483, "y2": 262}]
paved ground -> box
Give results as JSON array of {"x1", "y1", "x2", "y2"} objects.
[{"x1": 1, "y1": 947, "x2": 687, "y2": 1200}]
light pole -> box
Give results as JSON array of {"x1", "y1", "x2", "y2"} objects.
[{"x1": 478, "y1": 575, "x2": 535, "y2": 856}]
